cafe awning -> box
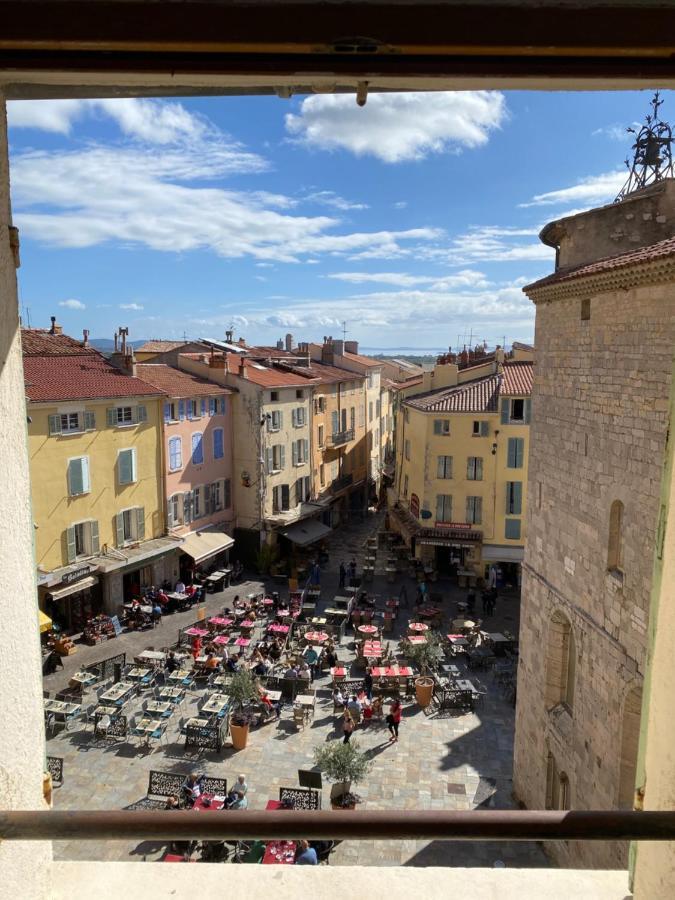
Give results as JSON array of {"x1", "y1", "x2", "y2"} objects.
[
  {"x1": 180, "y1": 530, "x2": 234, "y2": 564},
  {"x1": 47, "y1": 575, "x2": 98, "y2": 601},
  {"x1": 281, "y1": 518, "x2": 332, "y2": 547},
  {"x1": 39, "y1": 611, "x2": 52, "y2": 634},
  {"x1": 482, "y1": 545, "x2": 525, "y2": 562}
]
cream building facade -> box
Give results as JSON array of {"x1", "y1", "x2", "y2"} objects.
[{"x1": 513, "y1": 180, "x2": 675, "y2": 870}]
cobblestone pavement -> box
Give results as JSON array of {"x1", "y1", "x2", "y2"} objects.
[{"x1": 45, "y1": 511, "x2": 550, "y2": 869}]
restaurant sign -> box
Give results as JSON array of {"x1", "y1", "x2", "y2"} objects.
[
  {"x1": 61, "y1": 566, "x2": 93, "y2": 585},
  {"x1": 419, "y1": 524, "x2": 482, "y2": 543}
]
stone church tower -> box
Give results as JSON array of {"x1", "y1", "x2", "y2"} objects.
[{"x1": 513, "y1": 175, "x2": 675, "y2": 868}]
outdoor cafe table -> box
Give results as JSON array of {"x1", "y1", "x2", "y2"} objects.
[
  {"x1": 304, "y1": 631, "x2": 328, "y2": 643},
  {"x1": 234, "y1": 637, "x2": 251, "y2": 647},
  {"x1": 44, "y1": 698, "x2": 81, "y2": 718},
  {"x1": 166, "y1": 592, "x2": 189, "y2": 604},
  {"x1": 144, "y1": 700, "x2": 172, "y2": 717},
  {"x1": 452, "y1": 619, "x2": 476, "y2": 631},
  {"x1": 185, "y1": 627, "x2": 209, "y2": 638},
  {"x1": 133, "y1": 717, "x2": 163, "y2": 743},
  {"x1": 263, "y1": 840, "x2": 296, "y2": 865},
  {"x1": 267, "y1": 623, "x2": 290, "y2": 635},
  {"x1": 99, "y1": 682, "x2": 135, "y2": 704},
  {"x1": 407, "y1": 635, "x2": 428, "y2": 645},
  {"x1": 240, "y1": 619, "x2": 254, "y2": 628},
  {"x1": 455, "y1": 679, "x2": 477, "y2": 694},
  {"x1": 330, "y1": 666, "x2": 347, "y2": 678},
  {"x1": 357, "y1": 624, "x2": 378, "y2": 636},
  {"x1": 93, "y1": 704, "x2": 119, "y2": 718},
  {"x1": 201, "y1": 693, "x2": 230, "y2": 716},
  {"x1": 126, "y1": 666, "x2": 153, "y2": 683},
  {"x1": 385, "y1": 600, "x2": 399, "y2": 610},
  {"x1": 213, "y1": 634, "x2": 230, "y2": 646},
  {"x1": 362, "y1": 642, "x2": 383, "y2": 658},
  {"x1": 371, "y1": 666, "x2": 413, "y2": 678},
  {"x1": 264, "y1": 690, "x2": 282, "y2": 702},
  {"x1": 441, "y1": 664, "x2": 461, "y2": 679},
  {"x1": 168, "y1": 669, "x2": 194, "y2": 685},
  {"x1": 209, "y1": 616, "x2": 233, "y2": 628},
  {"x1": 262, "y1": 598, "x2": 274, "y2": 606},
  {"x1": 418, "y1": 606, "x2": 442, "y2": 618},
  {"x1": 408, "y1": 622, "x2": 429, "y2": 633},
  {"x1": 69, "y1": 670, "x2": 98, "y2": 687},
  {"x1": 276, "y1": 609, "x2": 290, "y2": 618},
  {"x1": 136, "y1": 650, "x2": 167, "y2": 664},
  {"x1": 159, "y1": 686, "x2": 186, "y2": 703},
  {"x1": 310, "y1": 616, "x2": 327, "y2": 626},
  {"x1": 192, "y1": 793, "x2": 226, "y2": 811}
]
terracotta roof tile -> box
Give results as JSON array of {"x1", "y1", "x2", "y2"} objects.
[
  {"x1": 407, "y1": 374, "x2": 500, "y2": 414},
  {"x1": 136, "y1": 340, "x2": 192, "y2": 353},
  {"x1": 525, "y1": 235, "x2": 675, "y2": 292},
  {"x1": 24, "y1": 355, "x2": 164, "y2": 403},
  {"x1": 501, "y1": 362, "x2": 534, "y2": 397},
  {"x1": 21, "y1": 329, "x2": 94, "y2": 357},
  {"x1": 137, "y1": 364, "x2": 232, "y2": 398}
]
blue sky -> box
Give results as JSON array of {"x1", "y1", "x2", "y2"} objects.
[{"x1": 6, "y1": 89, "x2": 659, "y2": 351}]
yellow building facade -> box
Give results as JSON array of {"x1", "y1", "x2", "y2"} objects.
[{"x1": 392, "y1": 345, "x2": 533, "y2": 586}]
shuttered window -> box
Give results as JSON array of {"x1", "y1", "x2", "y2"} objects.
[
  {"x1": 118, "y1": 448, "x2": 137, "y2": 485},
  {"x1": 67, "y1": 457, "x2": 90, "y2": 496},
  {"x1": 213, "y1": 428, "x2": 224, "y2": 460},
  {"x1": 183, "y1": 491, "x2": 193, "y2": 525},
  {"x1": 436, "y1": 494, "x2": 452, "y2": 523},
  {"x1": 507, "y1": 437, "x2": 525, "y2": 468},
  {"x1": 466, "y1": 496, "x2": 482, "y2": 525},
  {"x1": 433, "y1": 419, "x2": 450, "y2": 435},
  {"x1": 506, "y1": 481, "x2": 523, "y2": 515},
  {"x1": 467, "y1": 457, "x2": 483, "y2": 480},
  {"x1": 437, "y1": 455, "x2": 453, "y2": 479},
  {"x1": 191, "y1": 432, "x2": 204, "y2": 465},
  {"x1": 209, "y1": 398, "x2": 217, "y2": 416},
  {"x1": 268, "y1": 410, "x2": 282, "y2": 431},
  {"x1": 505, "y1": 518, "x2": 522, "y2": 540},
  {"x1": 168, "y1": 436, "x2": 182, "y2": 471},
  {"x1": 66, "y1": 520, "x2": 99, "y2": 563},
  {"x1": 193, "y1": 486, "x2": 202, "y2": 518}
]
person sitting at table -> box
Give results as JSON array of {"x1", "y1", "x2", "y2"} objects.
[
  {"x1": 324, "y1": 646, "x2": 337, "y2": 669},
  {"x1": 185, "y1": 583, "x2": 195, "y2": 598},
  {"x1": 175, "y1": 579, "x2": 186, "y2": 594},
  {"x1": 229, "y1": 774, "x2": 248, "y2": 809},
  {"x1": 256, "y1": 679, "x2": 281, "y2": 720},
  {"x1": 225, "y1": 655, "x2": 239, "y2": 673},
  {"x1": 181, "y1": 773, "x2": 205, "y2": 806},
  {"x1": 157, "y1": 586, "x2": 169, "y2": 605},
  {"x1": 284, "y1": 663, "x2": 298, "y2": 680},
  {"x1": 269, "y1": 640, "x2": 282, "y2": 662},
  {"x1": 371, "y1": 696, "x2": 384, "y2": 720},
  {"x1": 364, "y1": 667, "x2": 374, "y2": 701},
  {"x1": 165, "y1": 651, "x2": 179, "y2": 674},
  {"x1": 205, "y1": 652, "x2": 220, "y2": 671},
  {"x1": 295, "y1": 840, "x2": 318, "y2": 865},
  {"x1": 298, "y1": 663, "x2": 311, "y2": 683}
]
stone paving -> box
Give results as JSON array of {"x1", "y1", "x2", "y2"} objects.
[{"x1": 45, "y1": 511, "x2": 550, "y2": 869}]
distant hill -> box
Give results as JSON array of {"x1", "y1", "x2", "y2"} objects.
[{"x1": 370, "y1": 353, "x2": 437, "y2": 366}]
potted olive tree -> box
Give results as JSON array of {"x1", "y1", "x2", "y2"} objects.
[
  {"x1": 406, "y1": 631, "x2": 443, "y2": 708},
  {"x1": 314, "y1": 740, "x2": 372, "y2": 809},
  {"x1": 228, "y1": 669, "x2": 258, "y2": 750}
]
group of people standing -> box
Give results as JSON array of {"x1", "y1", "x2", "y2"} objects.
[{"x1": 335, "y1": 687, "x2": 403, "y2": 744}]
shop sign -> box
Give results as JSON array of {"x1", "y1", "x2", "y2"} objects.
[
  {"x1": 409, "y1": 493, "x2": 420, "y2": 518},
  {"x1": 61, "y1": 566, "x2": 93, "y2": 585},
  {"x1": 419, "y1": 524, "x2": 482, "y2": 543}
]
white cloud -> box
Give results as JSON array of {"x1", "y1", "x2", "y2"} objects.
[
  {"x1": 327, "y1": 269, "x2": 489, "y2": 289},
  {"x1": 304, "y1": 191, "x2": 369, "y2": 211},
  {"x1": 418, "y1": 225, "x2": 552, "y2": 265},
  {"x1": 58, "y1": 298, "x2": 86, "y2": 310},
  {"x1": 285, "y1": 91, "x2": 506, "y2": 163},
  {"x1": 393, "y1": 201, "x2": 408, "y2": 209},
  {"x1": 592, "y1": 124, "x2": 632, "y2": 142},
  {"x1": 120, "y1": 303, "x2": 144, "y2": 311},
  {"x1": 12, "y1": 143, "x2": 438, "y2": 264},
  {"x1": 520, "y1": 170, "x2": 625, "y2": 208},
  {"x1": 8, "y1": 97, "x2": 209, "y2": 144}
]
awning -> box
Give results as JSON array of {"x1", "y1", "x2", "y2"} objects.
[
  {"x1": 482, "y1": 545, "x2": 525, "y2": 562},
  {"x1": 46, "y1": 575, "x2": 98, "y2": 601},
  {"x1": 180, "y1": 530, "x2": 234, "y2": 564},
  {"x1": 96, "y1": 536, "x2": 184, "y2": 574},
  {"x1": 39, "y1": 611, "x2": 52, "y2": 634},
  {"x1": 281, "y1": 519, "x2": 332, "y2": 546}
]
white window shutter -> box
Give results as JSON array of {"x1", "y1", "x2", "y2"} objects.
[
  {"x1": 136, "y1": 507, "x2": 146, "y2": 540},
  {"x1": 115, "y1": 513, "x2": 124, "y2": 547},
  {"x1": 107, "y1": 407, "x2": 116, "y2": 427},
  {"x1": 49, "y1": 414, "x2": 61, "y2": 435},
  {"x1": 292, "y1": 441, "x2": 298, "y2": 466},
  {"x1": 266, "y1": 447, "x2": 273, "y2": 473},
  {"x1": 131, "y1": 448, "x2": 137, "y2": 482},
  {"x1": 278, "y1": 410, "x2": 284, "y2": 429},
  {"x1": 66, "y1": 526, "x2": 76, "y2": 563},
  {"x1": 303, "y1": 439, "x2": 309, "y2": 461},
  {"x1": 84, "y1": 411, "x2": 96, "y2": 431},
  {"x1": 81, "y1": 457, "x2": 90, "y2": 493},
  {"x1": 137, "y1": 405, "x2": 148, "y2": 423},
  {"x1": 279, "y1": 445, "x2": 286, "y2": 470},
  {"x1": 90, "y1": 520, "x2": 100, "y2": 554}
]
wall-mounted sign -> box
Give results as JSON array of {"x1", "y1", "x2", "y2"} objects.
[{"x1": 61, "y1": 566, "x2": 92, "y2": 585}]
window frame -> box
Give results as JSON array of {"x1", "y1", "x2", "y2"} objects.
[
  {"x1": 168, "y1": 435, "x2": 182, "y2": 472},
  {"x1": 213, "y1": 427, "x2": 225, "y2": 460},
  {"x1": 437, "y1": 455, "x2": 453, "y2": 479},
  {"x1": 117, "y1": 447, "x2": 137, "y2": 486},
  {"x1": 436, "y1": 493, "x2": 453, "y2": 523},
  {"x1": 67, "y1": 455, "x2": 90, "y2": 497},
  {"x1": 191, "y1": 431, "x2": 204, "y2": 465},
  {"x1": 433, "y1": 419, "x2": 451, "y2": 436}
]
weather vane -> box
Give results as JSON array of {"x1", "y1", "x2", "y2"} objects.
[{"x1": 615, "y1": 92, "x2": 674, "y2": 202}]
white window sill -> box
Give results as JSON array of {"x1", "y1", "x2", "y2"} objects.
[{"x1": 69, "y1": 492, "x2": 90, "y2": 498}]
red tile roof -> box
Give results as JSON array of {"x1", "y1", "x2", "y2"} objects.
[
  {"x1": 21, "y1": 329, "x2": 94, "y2": 357},
  {"x1": 137, "y1": 364, "x2": 231, "y2": 398},
  {"x1": 24, "y1": 355, "x2": 164, "y2": 403},
  {"x1": 136, "y1": 340, "x2": 190, "y2": 353},
  {"x1": 525, "y1": 235, "x2": 675, "y2": 292},
  {"x1": 501, "y1": 362, "x2": 534, "y2": 397},
  {"x1": 341, "y1": 350, "x2": 381, "y2": 368},
  {"x1": 239, "y1": 358, "x2": 318, "y2": 387}
]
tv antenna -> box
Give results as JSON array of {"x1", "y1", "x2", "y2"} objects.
[{"x1": 342, "y1": 320, "x2": 348, "y2": 342}]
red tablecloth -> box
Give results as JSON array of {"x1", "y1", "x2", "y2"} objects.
[
  {"x1": 240, "y1": 620, "x2": 254, "y2": 628},
  {"x1": 304, "y1": 632, "x2": 328, "y2": 642},
  {"x1": 418, "y1": 606, "x2": 441, "y2": 617},
  {"x1": 331, "y1": 667, "x2": 347, "y2": 677},
  {"x1": 277, "y1": 609, "x2": 290, "y2": 617},
  {"x1": 267, "y1": 623, "x2": 289, "y2": 634},
  {"x1": 185, "y1": 627, "x2": 208, "y2": 637},
  {"x1": 213, "y1": 635, "x2": 230, "y2": 645},
  {"x1": 266, "y1": 800, "x2": 282, "y2": 810},
  {"x1": 358, "y1": 625, "x2": 378, "y2": 634},
  {"x1": 234, "y1": 637, "x2": 251, "y2": 647},
  {"x1": 408, "y1": 622, "x2": 429, "y2": 632},
  {"x1": 209, "y1": 617, "x2": 233, "y2": 627},
  {"x1": 263, "y1": 840, "x2": 297, "y2": 865},
  {"x1": 192, "y1": 793, "x2": 225, "y2": 811},
  {"x1": 372, "y1": 666, "x2": 413, "y2": 677}
]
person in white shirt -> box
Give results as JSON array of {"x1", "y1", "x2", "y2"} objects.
[{"x1": 175, "y1": 580, "x2": 186, "y2": 594}]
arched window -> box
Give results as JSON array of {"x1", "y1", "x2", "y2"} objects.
[
  {"x1": 618, "y1": 686, "x2": 643, "y2": 809},
  {"x1": 545, "y1": 610, "x2": 575, "y2": 711},
  {"x1": 545, "y1": 751, "x2": 571, "y2": 810},
  {"x1": 607, "y1": 500, "x2": 624, "y2": 572}
]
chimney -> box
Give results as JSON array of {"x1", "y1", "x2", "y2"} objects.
[
  {"x1": 238, "y1": 337, "x2": 246, "y2": 347},
  {"x1": 344, "y1": 340, "x2": 358, "y2": 354},
  {"x1": 225, "y1": 329, "x2": 234, "y2": 343},
  {"x1": 321, "y1": 337, "x2": 334, "y2": 366},
  {"x1": 49, "y1": 316, "x2": 63, "y2": 335},
  {"x1": 109, "y1": 326, "x2": 137, "y2": 376},
  {"x1": 82, "y1": 329, "x2": 90, "y2": 348},
  {"x1": 495, "y1": 345, "x2": 505, "y2": 364},
  {"x1": 333, "y1": 339, "x2": 344, "y2": 357},
  {"x1": 114, "y1": 330, "x2": 119, "y2": 352},
  {"x1": 285, "y1": 333, "x2": 293, "y2": 352},
  {"x1": 238, "y1": 358, "x2": 248, "y2": 379}
]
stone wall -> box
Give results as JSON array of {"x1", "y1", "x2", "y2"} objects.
[{"x1": 513, "y1": 275, "x2": 674, "y2": 869}]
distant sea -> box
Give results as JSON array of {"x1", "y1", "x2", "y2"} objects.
[{"x1": 360, "y1": 347, "x2": 446, "y2": 356}]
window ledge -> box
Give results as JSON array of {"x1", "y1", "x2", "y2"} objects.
[{"x1": 606, "y1": 568, "x2": 624, "y2": 588}]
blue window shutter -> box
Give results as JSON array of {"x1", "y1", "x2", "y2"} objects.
[
  {"x1": 506, "y1": 482, "x2": 512, "y2": 514},
  {"x1": 163, "y1": 402, "x2": 171, "y2": 423},
  {"x1": 220, "y1": 397, "x2": 226, "y2": 415},
  {"x1": 107, "y1": 407, "x2": 116, "y2": 427},
  {"x1": 119, "y1": 450, "x2": 133, "y2": 485},
  {"x1": 516, "y1": 438, "x2": 524, "y2": 468},
  {"x1": 480, "y1": 421, "x2": 489, "y2": 437},
  {"x1": 507, "y1": 438, "x2": 516, "y2": 468},
  {"x1": 201, "y1": 398, "x2": 207, "y2": 417},
  {"x1": 209, "y1": 398, "x2": 215, "y2": 416},
  {"x1": 513, "y1": 481, "x2": 522, "y2": 515},
  {"x1": 505, "y1": 518, "x2": 521, "y2": 540},
  {"x1": 501, "y1": 398, "x2": 510, "y2": 424},
  {"x1": 213, "y1": 429, "x2": 224, "y2": 460},
  {"x1": 524, "y1": 398, "x2": 532, "y2": 424},
  {"x1": 179, "y1": 399, "x2": 185, "y2": 420},
  {"x1": 192, "y1": 433, "x2": 203, "y2": 464}
]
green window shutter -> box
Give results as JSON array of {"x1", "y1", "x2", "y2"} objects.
[
  {"x1": 137, "y1": 405, "x2": 148, "y2": 423},
  {"x1": 513, "y1": 481, "x2": 523, "y2": 515},
  {"x1": 524, "y1": 398, "x2": 532, "y2": 424},
  {"x1": 279, "y1": 446, "x2": 286, "y2": 470},
  {"x1": 475, "y1": 496, "x2": 482, "y2": 524},
  {"x1": 501, "y1": 398, "x2": 510, "y2": 424},
  {"x1": 506, "y1": 481, "x2": 513, "y2": 514},
  {"x1": 505, "y1": 518, "x2": 521, "y2": 540},
  {"x1": 507, "y1": 438, "x2": 516, "y2": 468},
  {"x1": 433, "y1": 420, "x2": 441, "y2": 435},
  {"x1": 515, "y1": 437, "x2": 524, "y2": 468},
  {"x1": 466, "y1": 458, "x2": 473, "y2": 480},
  {"x1": 480, "y1": 421, "x2": 489, "y2": 437},
  {"x1": 292, "y1": 408, "x2": 297, "y2": 427},
  {"x1": 84, "y1": 411, "x2": 96, "y2": 431},
  {"x1": 267, "y1": 447, "x2": 274, "y2": 473},
  {"x1": 183, "y1": 492, "x2": 192, "y2": 524},
  {"x1": 435, "y1": 495, "x2": 443, "y2": 521},
  {"x1": 118, "y1": 449, "x2": 133, "y2": 485},
  {"x1": 90, "y1": 520, "x2": 100, "y2": 554},
  {"x1": 136, "y1": 507, "x2": 145, "y2": 541},
  {"x1": 48, "y1": 414, "x2": 61, "y2": 435},
  {"x1": 115, "y1": 513, "x2": 124, "y2": 547},
  {"x1": 68, "y1": 458, "x2": 84, "y2": 495},
  {"x1": 303, "y1": 439, "x2": 309, "y2": 461},
  {"x1": 476, "y1": 457, "x2": 483, "y2": 480},
  {"x1": 66, "y1": 526, "x2": 76, "y2": 563},
  {"x1": 107, "y1": 407, "x2": 116, "y2": 427},
  {"x1": 292, "y1": 441, "x2": 298, "y2": 466}
]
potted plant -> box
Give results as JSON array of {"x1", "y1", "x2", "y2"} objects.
[
  {"x1": 228, "y1": 669, "x2": 258, "y2": 750},
  {"x1": 406, "y1": 631, "x2": 443, "y2": 707},
  {"x1": 313, "y1": 740, "x2": 372, "y2": 809}
]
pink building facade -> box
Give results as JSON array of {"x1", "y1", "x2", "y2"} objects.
[{"x1": 137, "y1": 364, "x2": 235, "y2": 568}]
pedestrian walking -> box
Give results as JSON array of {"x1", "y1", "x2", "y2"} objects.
[
  {"x1": 364, "y1": 667, "x2": 373, "y2": 701},
  {"x1": 481, "y1": 591, "x2": 489, "y2": 616},
  {"x1": 349, "y1": 559, "x2": 357, "y2": 585},
  {"x1": 339, "y1": 561, "x2": 346, "y2": 589},
  {"x1": 342, "y1": 710, "x2": 355, "y2": 744},
  {"x1": 386, "y1": 699, "x2": 402, "y2": 742}
]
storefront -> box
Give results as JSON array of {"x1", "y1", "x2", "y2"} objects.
[
  {"x1": 416, "y1": 525, "x2": 483, "y2": 576},
  {"x1": 179, "y1": 529, "x2": 235, "y2": 581},
  {"x1": 481, "y1": 545, "x2": 524, "y2": 590},
  {"x1": 38, "y1": 563, "x2": 102, "y2": 633},
  {"x1": 97, "y1": 535, "x2": 184, "y2": 613}
]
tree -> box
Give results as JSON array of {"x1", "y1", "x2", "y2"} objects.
[
  {"x1": 405, "y1": 630, "x2": 443, "y2": 674},
  {"x1": 313, "y1": 740, "x2": 372, "y2": 803},
  {"x1": 228, "y1": 669, "x2": 258, "y2": 725}
]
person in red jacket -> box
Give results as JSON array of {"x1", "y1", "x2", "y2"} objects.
[{"x1": 387, "y1": 699, "x2": 402, "y2": 742}]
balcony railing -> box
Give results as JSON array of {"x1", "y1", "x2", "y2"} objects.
[
  {"x1": 1, "y1": 809, "x2": 675, "y2": 843},
  {"x1": 331, "y1": 473, "x2": 353, "y2": 493},
  {"x1": 330, "y1": 428, "x2": 354, "y2": 446}
]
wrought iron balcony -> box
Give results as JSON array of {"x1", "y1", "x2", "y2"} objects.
[
  {"x1": 330, "y1": 428, "x2": 354, "y2": 446},
  {"x1": 331, "y1": 473, "x2": 353, "y2": 493}
]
